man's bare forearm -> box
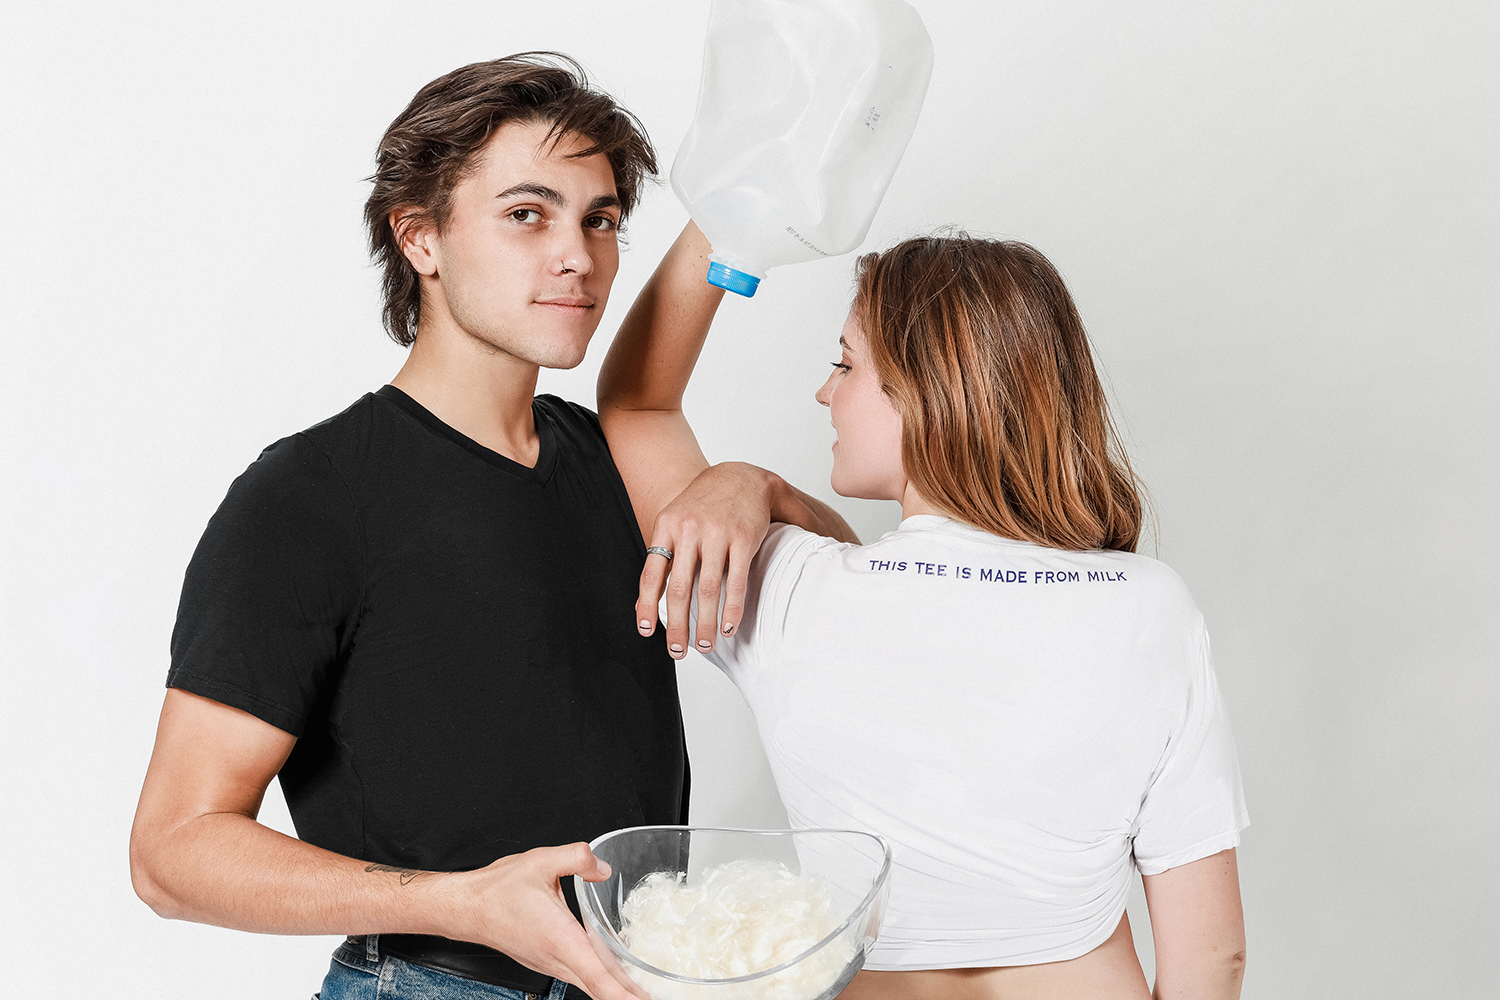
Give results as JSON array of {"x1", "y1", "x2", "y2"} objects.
[
  {"x1": 131, "y1": 809, "x2": 463, "y2": 935},
  {"x1": 132, "y1": 810, "x2": 633, "y2": 1000}
]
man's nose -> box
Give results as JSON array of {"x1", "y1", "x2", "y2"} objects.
[{"x1": 552, "y1": 224, "x2": 594, "y2": 276}]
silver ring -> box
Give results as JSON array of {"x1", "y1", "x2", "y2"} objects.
[{"x1": 646, "y1": 546, "x2": 674, "y2": 561}]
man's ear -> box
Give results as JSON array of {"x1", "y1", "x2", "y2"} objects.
[{"x1": 391, "y1": 208, "x2": 438, "y2": 276}]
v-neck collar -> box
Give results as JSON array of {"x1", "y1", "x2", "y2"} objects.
[{"x1": 376, "y1": 385, "x2": 558, "y2": 485}]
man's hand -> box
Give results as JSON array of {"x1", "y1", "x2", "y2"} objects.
[
  {"x1": 636, "y1": 462, "x2": 857, "y2": 657},
  {"x1": 445, "y1": 844, "x2": 646, "y2": 1000}
]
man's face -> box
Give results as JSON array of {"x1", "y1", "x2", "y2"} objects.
[{"x1": 412, "y1": 120, "x2": 622, "y2": 369}]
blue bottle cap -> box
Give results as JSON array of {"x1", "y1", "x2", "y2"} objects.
[{"x1": 706, "y1": 260, "x2": 762, "y2": 297}]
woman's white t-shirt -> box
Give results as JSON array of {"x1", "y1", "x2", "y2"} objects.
[{"x1": 694, "y1": 515, "x2": 1249, "y2": 970}]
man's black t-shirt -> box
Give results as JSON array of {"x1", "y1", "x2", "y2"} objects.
[{"x1": 168, "y1": 387, "x2": 686, "y2": 981}]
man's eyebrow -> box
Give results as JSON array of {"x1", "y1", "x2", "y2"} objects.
[
  {"x1": 494, "y1": 182, "x2": 565, "y2": 205},
  {"x1": 587, "y1": 193, "x2": 622, "y2": 212}
]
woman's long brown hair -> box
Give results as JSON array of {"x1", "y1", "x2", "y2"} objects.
[{"x1": 854, "y1": 235, "x2": 1143, "y2": 552}]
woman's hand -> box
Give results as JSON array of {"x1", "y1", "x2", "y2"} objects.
[
  {"x1": 636, "y1": 462, "x2": 776, "y2": 656},
  {"x1": 635, "y1": 463, "x2": 858, "y2": 656}
]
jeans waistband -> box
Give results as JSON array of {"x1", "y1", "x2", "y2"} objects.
[{"x1": 357, "y1": 934, "x2": 589, "y2": 999}]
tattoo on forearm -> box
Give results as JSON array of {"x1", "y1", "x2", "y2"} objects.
[{"x1": 365, "y1": 862, "x2": 423, "y2": 885}]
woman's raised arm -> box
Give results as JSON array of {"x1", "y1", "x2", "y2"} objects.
[
  {"x1": 598, "y1": 222, "x2": 855, "y2": 656},
  {"x1": 597, "y1": 222, "x2": 724, "y2": 536}
]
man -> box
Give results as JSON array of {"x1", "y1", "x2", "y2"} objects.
[{"x1": 130, "y1": 53, "x2": 849, "y2": 1000}]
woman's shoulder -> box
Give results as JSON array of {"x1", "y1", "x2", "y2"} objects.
[{"x1": 759, "y1": 521, "x2": 854, "y2": 568}]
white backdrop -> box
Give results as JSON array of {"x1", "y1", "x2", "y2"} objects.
[{"x1": 2, "y1": 2, "x2": 1496, "y2": 997}]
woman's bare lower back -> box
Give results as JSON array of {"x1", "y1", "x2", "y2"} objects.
[{"x1": 838, "y1": 912, "x2": 1151, "y2": 1000}]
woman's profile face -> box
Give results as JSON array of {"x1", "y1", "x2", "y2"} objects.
[{"x1": 815, "y1": 310, "x2": 907, "y2": 501}]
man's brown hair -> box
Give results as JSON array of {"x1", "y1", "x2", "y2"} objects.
[
  {"x1": 853, "y1": 235, "x2": 1144, "y2": 552},
  {"x1": 364, "y1": 52, "x2": 657, "y2": 346}
]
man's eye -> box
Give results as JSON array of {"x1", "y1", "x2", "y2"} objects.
[
  {"x1": 509, "y1": 208, "x2": 543, "y2": 224},
  {"x1": 584, "y1": 215, "x2": 619, "y2": 232}
]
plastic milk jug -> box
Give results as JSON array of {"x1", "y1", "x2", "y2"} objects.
[{"x1": 671, "y1": 0, "x2": 934, "y2": 296}]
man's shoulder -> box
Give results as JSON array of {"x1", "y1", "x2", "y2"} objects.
[
  {"x1": 228, "y1": 392, "x2": 396, "y2": 505},
  {"x1": 296, "y1": 390, "x2": 398, "y2": 456},
  {"x1": 534, "y1": 393, "x2": 603, "y2": 434},
  {"x1": 534, "y1": 393, "x2": 613, "y2": 458}
]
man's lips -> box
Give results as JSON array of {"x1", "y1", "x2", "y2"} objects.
[{"x1": 535, "y1": 296, "x2": 593, "y2": 313}]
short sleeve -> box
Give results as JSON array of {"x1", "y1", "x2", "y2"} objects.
[
  {"x1": 166, "y1": 434, "x2": 364, "y2": 737},
  {"x1": 681, "y1": 524, "x2": 827, "y2": 688},
  {"x1": 1131, "y1": 628, "x2": 1250, "y2": 875}
]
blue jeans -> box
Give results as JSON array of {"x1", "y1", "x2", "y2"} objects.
[{"x1": 316, "y1": 936, "x2": 572, "y2": 1000}]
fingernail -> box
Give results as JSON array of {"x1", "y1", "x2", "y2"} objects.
[
  {"x1": 638, "y1": 620, "x2": 652, "y2": 632},
  {"x1": 722, "y1": 623, "x2": 735, "y2": 636},
  {"x1": 697, "y1": 640, "x2": 713, "y2": 650},
  {"x1": 669, "y1": 643, "x2": 684, "y2": 653}
]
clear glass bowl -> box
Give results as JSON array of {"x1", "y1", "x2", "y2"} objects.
[{"x1": 574, "y1": 826, "x2": 891, "y2": 1000}]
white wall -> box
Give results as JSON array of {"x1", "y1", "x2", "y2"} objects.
[{"x1": 1, "y1": 1, "x2": 1495, "y2": 996}]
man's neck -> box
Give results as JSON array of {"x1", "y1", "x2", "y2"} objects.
[{"x1": 390, "y1": 325, "x2": 544, "y2": 469}]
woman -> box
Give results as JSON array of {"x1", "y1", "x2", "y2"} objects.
[{"x1": 598, "y1": 224, "x2": 1248, "y2": 1000}]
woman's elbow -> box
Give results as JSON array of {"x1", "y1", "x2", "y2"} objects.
[
  {"x1": 1200, "y1": 939, "x2": 1246, "y2": 994},
  {"x1": 1221, "y1": 945, "x2": 1247, "y2": 987},
  {"x1": 129, "y1": 826, "x2": 188, "y2": 921},
  {"x1": 1198, "y1": 945, "x2": 1248, "y2": 999},
  {"x1": 1154, "y1": 943, "x2": 1246, "y2": 999},
  {"x1": 1228, "y1": 945, "x2": 1248, "y2": 983}
]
